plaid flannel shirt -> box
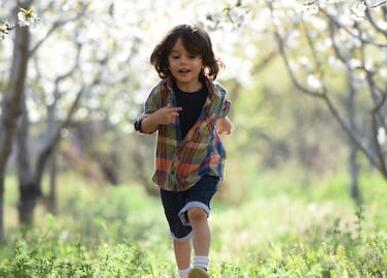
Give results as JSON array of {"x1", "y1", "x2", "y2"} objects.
[{"x1": 137, "y1": 76, "x2": 231, "y2": 191}]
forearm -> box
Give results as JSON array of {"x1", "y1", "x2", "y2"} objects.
[
  {"x1": 137, "y1": 105, "x2": 181, "y2": 134},
  {"x1": 140, "y1": 113, "x2": 160, "y2": 134}
]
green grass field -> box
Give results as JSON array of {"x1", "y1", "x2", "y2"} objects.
[{"x1": 0, "y1": 169, "x2": 386, "y2": 277}]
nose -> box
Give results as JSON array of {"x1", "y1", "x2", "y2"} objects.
[{"x1": 179, "y1": 55, "x2": 190, "y2": 65}]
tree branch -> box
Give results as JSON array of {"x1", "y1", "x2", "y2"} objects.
[
  {"x1": 371, "y1": 92, "x2": 387, "y2": 178},
  {"x1": 365, "y1": 4, "x2": 387, "y2": 37},
  {"x1": 28, "y1": 5, "x2": 87, "y2": 56},
  {"x1": 268, "y1": 2, "x2": 324, "y2": 98},
  {"x1": 267, "y1": 0, "x2": 383, "y2": 174},
  {"x1": 320, "y1": 8, "x2": 387, "y2": 48},
  {"x1": 48, "y1": 41, "x2": 83, "y2": 120},
  {"x1": 35, "y1": 53, "x2": 108, "y2": 184},
  {"x1": 366, "y1": 0, "x2": 387, "y2": 9}
]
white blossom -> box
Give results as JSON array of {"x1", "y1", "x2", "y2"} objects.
[
  {"x1": 320, "y1": 0, "x2": 345, "y2": 3},
  {"x1": 0, "y1": 20, "x2": 10, "y2": 40},
  {"x1": 364, "y1": 60, "x2": 375, "y2": 71},
  {"x1": 300, "y1": 2, "x2": 319, "y2": 15},
  {"x1": 377, "y1": 127, "x2": 386, "y2": 145},
  {"x1": 316, "y1": 38, "x2": 332, "y2": 52},
  {"x1": 287, "y1": 30, "x2": 301, "y2": 48},
  {"x1": 350, "y1": 1, "x2": 367, "y2": 21},
  {"x1": 338, "y1": 11, "x2": 355, "y2": 26},
  {"x1": 349, "y1": 59, "x2": 362, "y2": 69},
  {"x1": 353, "y1": 71, "x2": 366, "y2": 85},
  {"x1": 381, "y1": 48, "x2": 387, "y2": 63},
  {"x1": 307, "y1": 74, "x2": 322, "y2": 89},
  {"x1": 380, "y1": 68, "x2": 387, "y2": 78},
  {"x1": 298, "y1": 56, "x2": 314, "y2": 72},
  {"x1": 17, "y1": 8, "x2": 39, "y2": 27},
  {"x1": 376, "y1": 20, "x2": 387, "y2": 30}
]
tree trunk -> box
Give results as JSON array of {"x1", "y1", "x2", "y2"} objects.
[
  {"x1": 0, "y1": 0, "x2": 32, "y2": 240},
  {"x1": 346, "y1": 71, "x2": 361, "y2": 205},
  {"x1": 18, "y1": 182, "x2": 40, "y2": 225},
  {"x1": 349, "y1": 141, "x2": 361, "y2": 204},
  {"x1": 47, "y1": 149, "x2": 58, "y2": 215},
  {"x1": 16, "y1": 93, "x2": 41, "y2": 225},
  {"x1": 0, "y1": 181, "x2": 4, "y2": 242}
]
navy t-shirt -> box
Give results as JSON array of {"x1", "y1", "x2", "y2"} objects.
[{"x1": 174, "y1": 84, "x2": 208, "y2": 139}]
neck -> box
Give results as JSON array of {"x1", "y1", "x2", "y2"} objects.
[{"x1": 175, "y1": 80, "x2": 202, "y2": 93}]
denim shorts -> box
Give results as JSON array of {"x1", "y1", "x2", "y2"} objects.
[{"x1": 160, "y1": 175, "x2": 219, "y2": 241}]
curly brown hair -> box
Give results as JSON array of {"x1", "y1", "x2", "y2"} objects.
[{"x1": 150, "y1": 24, "x2": 223, "y2": 81}]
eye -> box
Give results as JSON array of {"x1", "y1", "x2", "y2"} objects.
[
  {"x1": 171, "y1": 56, "x2": 180, "y2": 59},
  {"x1": 188, "y1": 55, "x2": 197, "y2": 59}
]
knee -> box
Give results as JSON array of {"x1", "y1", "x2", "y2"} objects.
[{"x1": 188, "y1": 208, "x2": 207, "y2": 223}]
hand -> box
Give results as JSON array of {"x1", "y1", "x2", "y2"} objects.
[
  {"x1": 216, "y1": 116, "x2": 233, "y2": 135},
  {"x1": 153, "y1": 104, "x2": 183, "y2": 125}
]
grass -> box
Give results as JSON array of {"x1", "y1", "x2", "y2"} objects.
[{"x1": 0, "y1": 168, "x2": 386, "y2": 277}]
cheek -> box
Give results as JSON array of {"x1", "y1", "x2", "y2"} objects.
[
  {"x1": 194, "y1": 61, "x2": 203, "y2": 70},
  {"x1": 196, "y1": 60, "x2": 204, "y2": 69},
  {"x1": 168, "y1": 60, "x2": 177, "y2": 70}
]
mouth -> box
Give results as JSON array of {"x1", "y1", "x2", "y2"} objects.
[{"x1": 178, "y1": 68, "x2": 191, "y2": 74}]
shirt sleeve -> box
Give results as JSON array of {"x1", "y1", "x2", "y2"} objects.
[
  {"x1": 135, "y1": 84, "x2": 162, "y2": 134},
  {"x1": 215, "y1": 84, "x2": 231, "y2": 118},
  {"x1": 144, "y1": 85, "x2": 162, "y2": 115}
]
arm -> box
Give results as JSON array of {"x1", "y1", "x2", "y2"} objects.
[
  {"x1": 216, "y1": 116, "x2": 233, "y2": 135},
  {"x1": 138, "y1": 113, "x2": 159, "y2": 134},
  {"x1": 213, "y1": 84, "x2": 232, "y2": 135},
  {"x1": 138, "y1": 104, "x2": 183, "y2": 134}
]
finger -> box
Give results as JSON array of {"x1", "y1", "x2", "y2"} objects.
[
  {"x1": 169, "y1": 112, "x2": 180, "y2": 117},
  {"x1": 174, "y1": 106, "x2": 183, "y2": 111},
  {"x1": 169, "y1": 114, "x2": 179, "y2": 122}
]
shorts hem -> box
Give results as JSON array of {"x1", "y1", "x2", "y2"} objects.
[
  {"x1": 171, "y1": 231, "x2": 193, "y2": 242},
  {"x1": 178, "y1": 201, "x2": 210, "y2": 226}
]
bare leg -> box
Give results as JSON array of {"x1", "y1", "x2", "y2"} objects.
[
  {"x1": 188, "y1": 208, "x2": 210, "y2": 256},
  {"x1": 173, "y1": 239, "x2": 191, "y2": 270}
]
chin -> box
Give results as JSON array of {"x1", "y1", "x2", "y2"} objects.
[{"x1": 176, "y1": 77, "x2": 194, "y2": 83}]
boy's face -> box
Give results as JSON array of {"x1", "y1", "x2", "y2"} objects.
[{"x1": 168, "y1": 38, "x2": 203, "y2": 90}]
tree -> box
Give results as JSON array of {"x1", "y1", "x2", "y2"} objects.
[
  {"x1": 14, "y1": 2, "x2": 91, "y2": 226},
  {"x1": 0, "y1": 1, "x2": 36, "y2": 241},
  {"x1": 267, "y1": 0, "x2": 386, "y2": 203},
  {"x1": 1, "y1": 0, "x2": 160, "y2": 235},
  {"x1": 207, "y1": 0, "x2": 386, "y2": 203}
]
